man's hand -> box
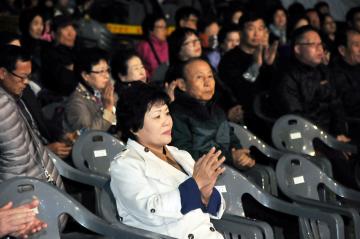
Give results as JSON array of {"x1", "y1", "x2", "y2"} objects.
[
  {"x1": 47, "y1": 142, "x2": 72, "y2": 159},
  {"x1": 263, "y1": 40, "x2": 279, "y2": 65},
  {"x1": 232, "y1": 148, "x2": 255, "y2": 168}
]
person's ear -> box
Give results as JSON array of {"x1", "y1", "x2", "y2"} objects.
[
  {"x1": 338, "y1": 45, "x2": 346, "y2": 57},
  {"x1": 294, "y1": 44, "x2": 301, "y2": 55},
  {"x1": 179, "y1": 19, "x2": 186, "y2": 28},
  {"x1": 177, "y1": 78, "x2": 187, "y2": 91},
  {"x1": 130, "y1": 128, "x2": 139, "y2": 137},
  {"x1": 0, "y1": 68, "x2": 6, "y2": 81},
  {"x1": 81, "y1": 71, "x2": 90, "y2": 82},
  {"x1": 119, "y1": 73, "x2": 127, "y2": 82}
]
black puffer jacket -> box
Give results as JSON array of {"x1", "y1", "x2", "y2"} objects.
[
  {"x1": 170, "y1": 90, "x2": 242, "y2": 165},
  {"x1": 277, "y1": 59, "x2": 346, "y2": 135}
]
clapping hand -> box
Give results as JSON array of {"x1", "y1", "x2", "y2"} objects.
[{"x1": 193, "y1": 147, "x2": 226, "y2": 205}]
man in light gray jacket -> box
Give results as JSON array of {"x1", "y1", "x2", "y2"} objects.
[{"x1": 0, "y1": 45, "x2": 63, "y2": 187}]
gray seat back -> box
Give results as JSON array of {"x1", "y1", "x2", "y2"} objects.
[
  {"x1": 0, "y1": 177, "x2": 164, "y2": 239},
  {"x1": 72, "y1": 130, "x2": 125, "y2": 177},
  {"x1": 229, "y1": 122, "x2": 280, "y2": 195},
  {"x1": 229, "y1": 122, "x2": 283, "y2": 159},
  {"x1": 276, "y1": 154, "x2": 360, "y2": 203},
  {"x1": 217, "y1": 165, "x2": 345, "y2": 239},
  {"x1": 271, "y1": 115, "x2": 357, "y2": 155}
]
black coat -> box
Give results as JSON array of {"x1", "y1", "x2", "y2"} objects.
[
  {"x1": 218, "y1": 46, "x2": 276, "y2": 113},
  {"x1": 277, "y1": 59, "x2": 346, "y2": 135},
  {"x1": 170, "y1": 90, "x2": 242, "y2": 166},
  {"x1": 331, "y1": 58, "x2": 360, "y2": 118},
  {"x1": 41, "y1": 44, "x2": 77, "y2": 97}
]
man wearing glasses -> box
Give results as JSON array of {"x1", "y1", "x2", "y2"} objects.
[
  {"x1": 276, "y1": 26, "x2": 359, "y2": 189},
  {"x1": 0, "y1": 45, "x2": 64, "y2": 187}
]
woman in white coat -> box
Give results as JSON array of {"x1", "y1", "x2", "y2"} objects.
[{"x1": 110, "y1": 82, "x2": 226, "y2": 239}]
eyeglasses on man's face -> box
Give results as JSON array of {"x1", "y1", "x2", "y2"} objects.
[
  {"x1": 90, "y1": 68, "x2": 111, "y2": 75},
  {"x1": 8, "y1": 70, "x2": 32, "y2": 83}
]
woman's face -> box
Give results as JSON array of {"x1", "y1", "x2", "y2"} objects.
[
  {"x1": 273, "y1": 9, "x2": 287, "y2": 29},
  {"x1": 83, "y1": 59, "x2": 110, "y2": 90},
  {"x1": 120, "y1": 56, "x2": 147, "y2": 82},
  {"x1": 29, "y1": 15, "x2": 44, "y2": 39},
  {"x1": 222, "y1": 31, "x2": 240, "y2": 52},
  {"x1": 179, "y1": 33, "x2": 202, "y2": 61},
  {"x1": 152, "y1": 18, "x2": 167, "y2": 41},
  {"x1": 323, "y1": 16, "x2": 336, "y2": 35},
  {"x1": 135, "y1": 103, "x2": 173, "y2": 148}
]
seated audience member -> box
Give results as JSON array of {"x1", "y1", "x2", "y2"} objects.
[
  {"x1": 218, "y1": 12, "x2": 278, "y2": 136},
  {"x1": 268, "y1": 6, "x2": 288, "y2": 46},
  {"x1": 174, "y1": 6, "x2": 200, "y2": 30},
  {"x1": 41, "y1": 15, "x2": 77, "y2": 97},
  {"x1": 170, "y1": 58, "x2": 255, "y2": 169},
  {"x1": 306, "y1": 8, "x2": 320, "y2": 30},
  {"x1": 111, "y1": 50, "x2": 147, "y2": 95},
  {"x1": 0, "y1": 199, "x2": 47, "y2": 238},
  {"x1": 137, "y1": 14, "x2": 168, "y2": 82},
  {"x1": 319, "y1": 14, "x2": 337, "y2": 57},
  {"x1": 0, "y1": 30, "x2": 71, "y2": 159},
  {"x1": 19, "y1": 8, "x2": 47, "y2": 87},
  {"x1": 63, "y1": 48, "x2": 115, "y2": 133},
  {"x1": 0, "y1": 45, "x2": 63, "y2": 187},
  {"x1": 207, "y1": 24, "x2": 241, "y2": 70},
  {"x1": 166, "y1": 27, "x2": 202, "y2": 85},
  {"x1": 276, "y1": 26, "x2": 357, "y2": 188},
  {"x1": 331, "y1": 28, "x2": 360, "y2": 118},
  {"x1": 112, "y1": 82, "x2": 225, "y2": 238},
  {"x1": 198, "y1": 18, "x2": 220, "y2": 50},
  {"x1": 315, "y1": 1, "x2": 330, "y2": 16},
  {"x1": 346, "y1": 7, "x2": 360, "y2": 32}
]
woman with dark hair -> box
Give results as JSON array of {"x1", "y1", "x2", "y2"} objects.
[
  {"x1": 19, "y1": 8, "x2": 47, "y2": 86},
  {"x1": 319, "y1": 14, "x2": 337, "y2": 55},
  {"x1": 63, "y1": 48, "x2": 115, "y2": 133},
  {"x1": 165, "y1": 27, "x2": 202, "y2": 84},
  {"x1": 111, "y1": 81, "x2": 225, "y2": 238},
  {"x1": 268, "y1": 6, "x2": 288, "y2": 45},
  {"x1": 111, "y1": 49, "x2": 147, "y2": 97},
  {"x1": 137, "y1": 14, "x2": 168, "y2": 83}
]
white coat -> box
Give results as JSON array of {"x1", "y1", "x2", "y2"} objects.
[{"x1": 110, "y1": 139, "x2": 226, "y2": 239}]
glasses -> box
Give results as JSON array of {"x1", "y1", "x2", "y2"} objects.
[
  {"x1": 90, "y1": 68, "x2": 110, "y2": 75},
  {"x1": 182, "y1": 38, "x2": 200, "y2": 47},
  {"x1": 297, "y1": 42, "x2": 325, "y2": 49},
  {"x1": 8, "y1": 71, "x2": 32, "y2": 82}
]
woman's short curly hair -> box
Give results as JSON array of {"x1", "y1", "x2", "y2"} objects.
[{"x1": 116, "y1": 81, "x2": 170, "y2": 142}]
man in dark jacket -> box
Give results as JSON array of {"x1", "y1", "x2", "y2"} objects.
[
  {"x1": 277, "y1": 25, "x2": 347, "y2": 137},
  {"x1": 170, "y1": 58, "x2": 255, "y2": 169},
  {"x1": 276, "y1": 26, "x2": 358, "y2": 188},
  {"x1": 331, "y1": 28, "x2": 360, "y2": 118},
  {"x1": 218, "y1": 11, "x2": 278, "y2": 137}
]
